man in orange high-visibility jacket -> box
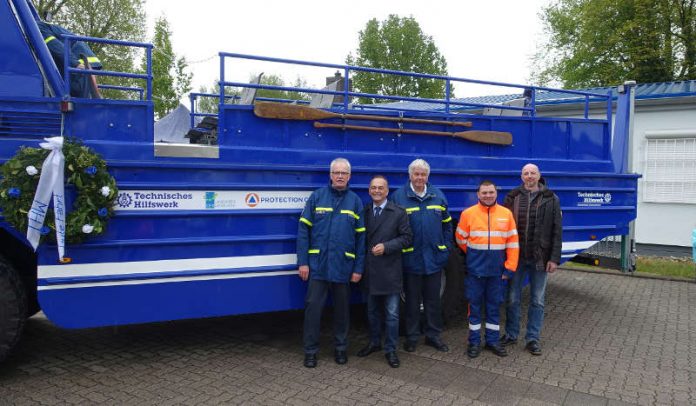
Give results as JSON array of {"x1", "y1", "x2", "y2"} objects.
[{"x1": 456, "y1": 180, "x2": 519, "y2": 359}]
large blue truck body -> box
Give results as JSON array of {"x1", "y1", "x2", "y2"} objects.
[{"x1": 0, "y1": 0, "x2": 638, "y2": 360}]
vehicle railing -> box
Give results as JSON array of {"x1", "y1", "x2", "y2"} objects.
[
  {"x1": 188, "y1": 92, "x2": 237, "y2": 128},
  {"x1": 188, "y1": 92, "x2": 310, "y2": 129},
  {"x1": 217, "y1": 52, "x2": 612, "y2": 122},
  {"x1": 62, "y1": 34, "x2": 153, "y2": 101},
  {"x1": 98, "y1": 84, "x2": 145, "y2": 100}
]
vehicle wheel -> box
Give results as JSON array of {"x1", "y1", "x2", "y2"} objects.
[
  {"x1": 442, "y1": 250, "x2": 466, "y2": 325},
  {"x1": 0, "y1": 258, "x2": 26, "y2": 363}
]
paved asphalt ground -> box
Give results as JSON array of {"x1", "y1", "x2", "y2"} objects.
[{"x1": 1, "y1": 269, "x2": 695, "y2": 405}]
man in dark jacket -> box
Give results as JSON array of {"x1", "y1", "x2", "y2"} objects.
[
  {"x1": 501, "y1": 163, "x2": 562, "y2": 356},
  {"x1": 391, "y1": 159, "x2": 453, "y2": 353},
  {"x1": 357, "y1": 175, "x2": 412, "y2": 368},
  {"x1": 297, "y1": 158, "x2": 366, "y2": 368}
]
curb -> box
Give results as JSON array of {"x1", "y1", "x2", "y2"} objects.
[{"x1": 559, "y1": 266, "x2": 696, "y2": 284}]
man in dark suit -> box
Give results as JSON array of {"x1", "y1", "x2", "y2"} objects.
[{"x1": 357, "y1": 175, "x2": 412, "y2": 368}]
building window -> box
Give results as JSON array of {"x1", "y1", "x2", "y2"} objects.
[{"x1": 643, "y1": 136, "x2": 696, "y2": 204}]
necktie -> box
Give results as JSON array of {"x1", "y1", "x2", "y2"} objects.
[{"x1": 374, "y1": 206, "x2": 382, "y2": 217}]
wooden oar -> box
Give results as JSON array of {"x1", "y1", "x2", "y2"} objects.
[
  {"x1": 254, "y1": 102, "x2": 472, "y2": 127},
  {"x1": 313, "y1": 122, "x2": 512, "y2": 146}
]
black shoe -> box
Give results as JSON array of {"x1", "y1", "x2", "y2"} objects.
[
  {"x1": 526, "y1": 341, "x2": 542, "y2": 356},
  {"x1": 499, "y1": 335, "x2": 518, "y2": 347},
  {"x1": 424, "y1": 337, "x2": 449, "y2": 352},
  {"x1": 303, "y1": 353, "x2": 317, "y2": 368},
  {"x1": 334, "y1": 350, "x2": 348, "y2": 365},
  {"x1": 357, "y1": 344, "x2": 382, "y2": 357},
  {"x1": 385, "y1": 351, "x2": 400, "y2": 368},
  {"x1": 467, "y1": 344, "x2": 481, "y2": 358},
  {"x1": 484, "y1": 343, "x2": 508, "y2": 357},
  {"x1": 403, "y1": 341, "x2": 417, "y2": 352}
]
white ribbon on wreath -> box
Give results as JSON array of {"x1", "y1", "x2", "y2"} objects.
[{"x1": 26, "y1": 136, "x2": 66, "y2": 260}]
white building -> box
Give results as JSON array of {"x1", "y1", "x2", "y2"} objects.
[{"x1": 535, "y1": 81, "x2": 696, "y2": 250}]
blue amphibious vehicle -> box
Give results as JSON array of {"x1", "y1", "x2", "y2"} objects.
[{"x1": 0, "y1": 0, "x2": 638, "y2": 362}]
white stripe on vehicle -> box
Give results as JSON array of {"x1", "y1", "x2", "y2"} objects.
[
  {"x1": 39, "y1": 254, "x2": 297, "y2": 279},
  {"x1": 38, "y1": 270, "x2": 299, "y2": 290}
]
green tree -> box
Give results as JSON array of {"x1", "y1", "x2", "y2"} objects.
[
  {"x1": 256, "y1": 74, "x2": 310, "y2": 102},
  {"x1": 194, "y1": 74, "x2": 309, "y2": 116},
  {"x1": 146, "y1": 16, "x2": 192, "y2": 119},
  {"x1": 33, "y1": 0, "x2": 147, "y2": 100},
  {"x1": 346, "y1": 15, "x2": 450, "y2": 104},
  {"x1": 194, "y1": 81, "x2": 239, "y2": 115},
  {"x1": 533, "y1": 0, "x2": 696, "y2": 88},
  {"x1": 33, "y1": 0, "x2": 69, "y2": 18}
]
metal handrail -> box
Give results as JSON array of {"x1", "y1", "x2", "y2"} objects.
[
  {"x1": 98, "y1": 84, "x2": 144, "y2": 100},
  {"x1": 217, "y1": 52, "x2": 613, "y2": 120},
  {"x1": 62, "y1": 34, "x2": 153, "y2": 100}
]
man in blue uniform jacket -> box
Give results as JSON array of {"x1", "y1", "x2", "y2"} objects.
[
  {"x1": 297, "y1": 158, "x2": 366, "y2": 368},
  {"x1": 391, "y1": 159, "x2": 453, "y2": 353},
  {"x1": 36, "y1": 20, "x2": 102, "y2": 98}
]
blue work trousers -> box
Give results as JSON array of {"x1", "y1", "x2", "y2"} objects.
[
  {"x1": 465, "y1": 274, "x2": 505, "y2": 346},
  {"x1": 303, "y1": 279, "x2": 350, "y2": 354},
  {"x1": 505, "y1": 260, "x2": 548, "y2": 343},
  {"x1": 366, "y1": 293, "x2": 400, "y2": 353},
  {"x1": 404, "y1": 271, "x2": 443, "y2": 344}
]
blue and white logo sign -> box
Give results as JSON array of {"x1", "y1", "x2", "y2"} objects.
[
  {"x1": 115, "y1": 190, "x2": 311, "y2": 211},
  {"x1": 577, "y1": 191, "x2": 613, "y2": 207}
]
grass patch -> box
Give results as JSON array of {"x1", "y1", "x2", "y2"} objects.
[
  {"x1": 563, "y1": 256, "x2": 696, "y2": 279},
  {"x1": 636, "y1": 256, "x2": 695, "y2": 279}
]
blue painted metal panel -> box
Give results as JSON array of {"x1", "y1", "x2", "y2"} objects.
[
  {"x1": 0, "y1": 0, "x2": 44, "y2": 97},
  {"x1": 0, "y1": 8, "x2": 639, "y2": 329},
  {"x1": 39, "y1": 274, "x2": 309, "y2": 328}
]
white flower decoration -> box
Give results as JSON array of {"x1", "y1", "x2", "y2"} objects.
[
  {"x1": 26, "y1": 165, "x2": 38, "y2": 176},
  {"x1": 82, "y1": 224, "x2": 94, "y2": 234},
  {"x1": 100, "y1": 186, "x2": 111, "y2": 197}
]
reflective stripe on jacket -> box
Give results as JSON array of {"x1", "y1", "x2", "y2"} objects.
[
  {"x1": 296, "y1": 185, "x2": 365, "y2": 283},
  {"x1": 456, "y1": 202, "x2": 519, "y2": 277},
  {"x1": 37, "y1": 21, "x2": 103, "y2": 70},
  {"x1": 390, "y1": 182, "x2": 453, "y2": 275}
]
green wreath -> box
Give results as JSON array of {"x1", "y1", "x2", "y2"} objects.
[{"x1": 0, "y1": 138, "x2": 118, "y2": 245}]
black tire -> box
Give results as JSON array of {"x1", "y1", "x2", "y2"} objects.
[
  {"x1": 0, "y1": 258, "x2": 27, "y2": 363},
  {"x1": 442, "y1": 250, "x2": 466, "y2": 325}
]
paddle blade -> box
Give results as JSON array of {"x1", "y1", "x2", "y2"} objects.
[
  {"x1": 455, "y1": 130, "x2": 513, "y2": 146},
  {"x1": 253, "y1": 102, "x2": 335, "y2": 121}
]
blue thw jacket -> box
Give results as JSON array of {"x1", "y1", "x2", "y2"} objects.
[
  {"x1": 297, "y1": 185, "x2": 366, "y2": 283},
  {"x1": 391, "y1": 182, "x2": 453, "y2": 275},
  {"x1": 37, "y1": 21, "x2": 103, "y2": 71}
]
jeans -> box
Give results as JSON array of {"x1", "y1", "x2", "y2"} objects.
[
  {"x1": 505, "y1": 260, "x2": 548, "y2": 343},
  {"x1": 303, "y1": 279, "x2": 350, "y2": 354},
  {"x1": 366, "y1": 293, "x2": 399, "y2": 353},
  {"x1": 404, "y1": 271, "x2": 443, "y2": 344}
]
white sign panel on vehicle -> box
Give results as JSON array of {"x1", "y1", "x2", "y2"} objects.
[{"x1": 115, "y1": 190, "x2": 311, "y2": 210}]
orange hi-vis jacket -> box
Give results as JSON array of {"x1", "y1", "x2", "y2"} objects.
[{"x1": 456, "y1": 202, "x2": 519, "y2": 278}]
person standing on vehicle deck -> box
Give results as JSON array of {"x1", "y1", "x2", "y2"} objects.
[
  {"x1": 296, "y1": 158, "x2": 365, "y2": 368},
  {"x1": 456, "y1": 180, "x2": 519, "y2": 358},
  {"x1": 391, "y1": 159, "x2": 452, "y2": 353},
  {"x1": 36, "y1": 19, "x2": 102, "y2": 98},
  {"x1": 357, "y1": 175, "x2": 412, "y2": 368},
  {"x1": 500, "y1": 163, "x2": 562, "y2": 356}
]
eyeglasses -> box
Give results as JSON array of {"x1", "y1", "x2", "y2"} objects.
[{"x1": 331, "y1": 171, "x2": 350, "y2": 176}]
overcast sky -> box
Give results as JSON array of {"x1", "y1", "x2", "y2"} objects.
[{"x1": 144, "y1": 0, "x2": 550, "y2": 98}]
